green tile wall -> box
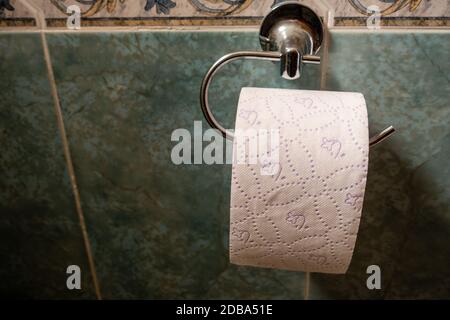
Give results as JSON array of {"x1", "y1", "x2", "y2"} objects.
[
  {"x1": 0, "y1": 30, "x2": 448, "y2": 299},
  {"x1": 0, "y1": 33, "x2": 96, "y2": 299},
  {"x1": 310, "y1": 31, "x2": 450, "y2": 299}
]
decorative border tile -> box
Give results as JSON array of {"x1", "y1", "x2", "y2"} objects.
[
  {"x1": 0, "y1": 0, "x2": 449, "y2": 28},
  {"x1": 45, "y1": 16, "x2": 264, "y2": 28}
]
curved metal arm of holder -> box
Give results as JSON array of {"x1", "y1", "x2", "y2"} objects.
[
  {"x1": 200, "y1": 51, "x2": 395, "y2": 147},
  {"x1": 200, "y1": 50, "x2": 319, "y2": 140}
]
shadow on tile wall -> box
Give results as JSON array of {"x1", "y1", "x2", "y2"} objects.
[
  {"x1": 309, "y1": 31, "x2": 450, "y2": 299},
  {"x1": 0, "y1": 34, "x2": 95, "y2": 299}
]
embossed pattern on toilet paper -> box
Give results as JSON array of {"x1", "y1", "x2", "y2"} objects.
[{"x1": 230, "y1": 87, "x2": 369, "y2": 274}]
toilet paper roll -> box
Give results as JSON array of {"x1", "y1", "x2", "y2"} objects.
[{"x1": 229, "y1": 87, "x2": 369, "y2": 274}]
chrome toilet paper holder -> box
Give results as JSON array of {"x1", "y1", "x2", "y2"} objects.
[{"x1": 200, "y1": 1, "x2": 395, "y2": 147}]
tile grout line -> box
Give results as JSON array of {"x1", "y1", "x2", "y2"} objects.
[
  {"x1": 307, "y1": 12, "x2": 327, "y2": 301},
  {"x1": 311, "y1": 15, "x2": 328, "y2": 299},
  {"x1": 312, "y1": 18, "x2": 329, "y2": 301},
  {"x1": 40, "y1": 31, "x2": 102, "y2": 301},
  {"x1": 304, "y1": 272, "x2": 310, "y2": 300},
  {"x1": 307, "y1": 14, "x2": 328, "y2": 301},
  {"x1": 18, "y1": 0, "x2": 102, "y2": 300}
]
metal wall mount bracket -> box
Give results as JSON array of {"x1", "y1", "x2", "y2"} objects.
[{"x1": 199, "y1": 2, "x2": 395, "y2": 146}]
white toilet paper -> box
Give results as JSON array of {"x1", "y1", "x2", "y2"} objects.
[{"x1": 230, "y1": 87, "x2": 369, "y2": 274}]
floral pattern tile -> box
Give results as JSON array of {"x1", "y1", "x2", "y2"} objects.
[
  {"x1": 0, "y1": 28, "x2": 449, "y2": 299},
  {"x1": 1, "y1": 0, "x2": 449, "y2": 27}
]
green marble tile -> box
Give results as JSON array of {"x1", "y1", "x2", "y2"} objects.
[
  {"x1": 384, "y1": 134, "x2": 450, "y2": 299},
  {"x1": 309, "y1": 31, "x2": 450, "y2": 299},
  {"x1": 0, "y1": 33, "x2": 96, "y2": 299},
  {"x1": 47, "y1": 31, "x2": 320, "y2": 299},
  {"x1": 3, "y1": 28, "x2": 449, "y2": 300}
]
